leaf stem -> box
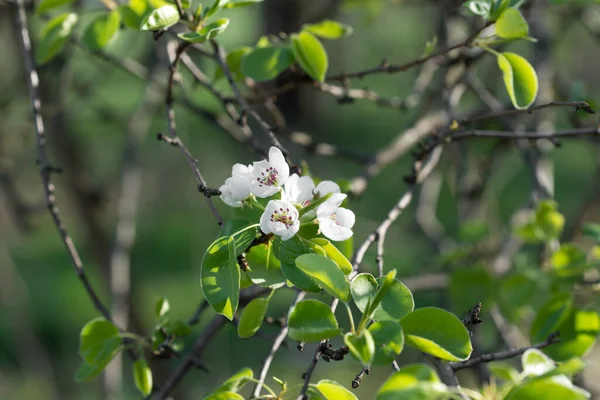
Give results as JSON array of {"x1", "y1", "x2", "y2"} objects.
[{"x1": 345, "y1": 302, "x2": 356, "y2": 333}]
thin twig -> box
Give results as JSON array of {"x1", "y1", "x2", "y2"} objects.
[
  {"x1": 252, "y1": 291, "x2": 306, "y2": 398},
  {"x1": 14, "y1": 0, "x2": 112, "y2": 322},
  {"x1": 451, "y1": 332, "x2": 561, "y2": 371}
]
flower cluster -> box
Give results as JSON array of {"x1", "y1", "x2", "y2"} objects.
[{"x1": 219, "y1": 147, "x2": 355, "y2": 241}]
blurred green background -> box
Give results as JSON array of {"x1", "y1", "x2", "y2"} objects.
[{"x1": 2, "y1": 0, "x2": 600, "y2": 399}]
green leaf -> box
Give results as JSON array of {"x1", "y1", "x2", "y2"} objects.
[
  {"x1": 422, "y1": 36, "x2": 438, "y2": 57},
  {"x1": 506, "y1": 379, "x2": 590, "y2": 400},
  {"x1": 400, "y1": 308, "x2": 472, "y2": 361},
  {"x1": 463, "y1": 0, "x2": 491, "y2": 17},
  {"x1": 351, "y1": 273, "x2": 414, "y2": 322},
  {"x1": 551, "y1": 244, "x2": 589, "y2": 278},
  {"x1": 237, "y1": 297, "x2": 269, "y2": 338},
  {"x1": 351, "y1": 273, "x2": 378, "y2": 312},
  {"x1": 489, "y1": 362, "x2": 520, "y2": 382},
  {"x1": 35, "y1": 13, "x2": 78, "y2": 65},
  {"x1": 74, "y1": 361, "x2": 105, "y2": 382},
  {"x1": 222, "y1": 220, "x2": 259, "y2": 255},
  {"x1": 535, "y1": 200, "x2": 565, "y2": 240},
  {"x1": 291, "y1": 31, "x2": 328, "y2": 82},
  {"x1": 274, "y1": 237, "x2": 321, "y2": 292},
  {"x1": 178, "y1": 18, "x2": 230, "y2": 43},
  {"x1": 200, "y1": 236, "x2": 240, "y2": 320},
  {"x1": 154, "y1": 297, "x2": 170, "y2": 320},
  {"x1": 287, "y1": 299, "x2": 340, "y2": 342},
  {"x1": 344, "y1": 330, "x2": 375, "y2": 365},
  {"x1": 133, "y1": 358, "x2": 153, "y2": 397},
  {"x1": 544, "y1": 309, "x2": 600, "y2": 362},
  {"x1": 497, "y1": 52, "x2": 538, "y2": 110},
  {"x1": 310, "y1": 238, "x2": 352, "y2": 275},
  {"x1": 203, "y1": 392, "x2": 245, "y2": 400},
  {"x1": 36, "y1": 0, "x2": 74, "y2": 14},
  {"x1": 295, "y1": 253, "x2": 350, "y2": 302},
  {"x1": 165, "y1": 319, "x2": 192, "y2": 337},
  {"x1": 79, "y1": 318, "x2": 121, "y2": 367},
  {"x1": 119, "y1": 0, "x2": 150, "y2": 30},
  {"x1": 450, "y1": 266, "x2": 492, "y2": 313},
  {"x1": 458, "y1": 220, "x2": 490, "y2": 243},
  {"x1": 522, "y1": 348, "x2": 555, "y2": 377},
  {"x1": 373, "y1": 276, "x2": 414, "y2": 321},
  {"x1": 203, "y1": 0, "x2": 223, "y2": 19},
  {"x1": 302, "y1": 20, "x2": 353, "y2": 40},
  {"x1": 375, "y1": 364, "x2": 448, "y2": 400},
  {"x1": 495, "y1": 8, "x2": 528, "y2": 38},
  {"x1": 530, "y1": 292, "x2": 573, "y2": 343},
  {"x1": 140, "y1": 5, "x2": 180, "y2": 31},
  {"x1": 211, "y1": 367, "x2": 254, "y2": 394},
  {"x1": 582, "y1": 223, "x2": 600, "y2": 242},
  {"x1": 214, "y1": 46, "x2": 252, "y2": 82},
  {"x1": 369, "y1": 321, "x2": 404, "y2": 365},
  {"x1": 241, "y1": 46, "x2": 295, "y2": 82},
  {"x1": 82, "y1": 10, "x2": 121, "y2": 50},
  {"x1": 246, "y1": 242, "x2": 286, "y2": 289},
  {"x1": 223, "y1": 0, "x2": 264, "y2": 7},
  {"x1": 315, "y1": 380, "x2": 357, "y2": 400}
]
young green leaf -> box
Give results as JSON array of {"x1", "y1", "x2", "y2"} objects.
[
  {"x1": 291, "y1": 31, "x2": 328, "y2": 82},
  {"x1": 496, "y1": 52, "x2": 538, "y2": 110},
  {"x1": 350, "y1": 273, "x2": 378, "y2": 312},
  {"x1": 375, "y1": 364, "x2": 448, "y2": 400},
  {"x1": 246, "y1": 242, "x2": 286, "y2": 289},
  {"x1": 140, "y1": 5, "x2": 180, "y2": 31},
  {"x1": 224, "y1": 0, "x2": 264, "y2": 7},
  {"x1": 178, "y1": 18, "x2": 230, "y2": 43},
  {"x1": 287, "y1": 299, "x2": 340, "y2": 342},
  {"x1": 495, "y1": 8, "x2": 528, "y2": 39},
  {"x1": 372, "y1": 275, "x2": 414, "y2": 321},
  {"x1": 315, "y1": 380, "x2": 357, "y2": 400},
  {"x1": 544, "y1": 309, "x2": 600, "y2": 362},
  {"x1": 79, "y1": 318, "x2": 121, "y2": 370},
  {"x1": 203, "y1": 0, "x2": 224, "y2": 19},
  {"x1": 310, "y1": 238, "x2": 353, "y2": 275},
  {"x1": 400, "y1": 307, "x2": 472, "y2": 361},
  {"x1": 214, "y1": 46, "x2": 252, "y2": 81},
  {"x1": 74, "y1": 361, "x2": 105, "y2": 382},
  {"x1": 35, "y1": 13, "x2": 78, "y2": 65},
  {"x1": 154, "y1": 297, "x2": 170, "y2": 320},
  {"x1": 535, "y1": 200, "x2": 565, "y2": 240},
  {"x1": 237, "y1": 297, "x2": 269, "y2": 338},
  {"x1": 166, "y1": 0, "x2": 191, "y2": 8},
  {"x1": 521, "y1": 348, "x2": 555, "y2": 377},
  {"x1": 241, "y1": 46, "x2": 295, "y2": 82},
  {"x1": 369, "y1": 321, "x2": 404, "y2": 365},
  {"x1": 505, "y1": 378, "x2": 590, "y2": 400},
  {"x1": 36, "y1": 0, "x2": 74, "y2": 14},
  {"x1": 295, "y1": 253, "x2": 351, "y2": 302},
  {"x1": 462, "y1": 0, "x2": 491, "y2": 17},
  {"x1": 344, "y1": 330, "x2": 375, "y2": 365},
  {"x1": 302, "y1": 20, "x2": 353, "y2": 40},
  {"x1": 82, "y1": 10, "x2": 121, "y2": 50},
  {"x1": 119, "y1": 0, "x2": 150, "y2": 30},
  {"x1": 133, "y1": 358, "x2": 153, "y2": 397},
  {"x1": 211, "y1": 367, "x2": 254, "y2": 394},
  {"x1": 274, "y1": 237, "x2": 321, "y2": 292},
  {"x1": 200, "y1": 236, "x2": 240, "y2": 320},
  {"x1": 203, "y1": 392, "x2": 245, "y2": 400},
  {"x1": 530, "y1": 292, "x2": 573, "y2": 343}
]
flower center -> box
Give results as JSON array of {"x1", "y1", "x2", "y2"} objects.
[
  {"x1": 257, "y1": 166, "x2": 279, "y2": 187},
  {"x1": 270, "y1": 207, "x2": 295, "y2": 227}
]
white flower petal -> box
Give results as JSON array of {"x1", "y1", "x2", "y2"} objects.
[
  {"x1": 219, "y1": 183, "x2": 242, "y2": 207},
  {"x1": 320, "y1": 218, "x2": 353, "y2": 241},
  {"x1": 316, "y1": 193, "x2": 347, "y2": 219},
  {"x1": 251, "y1": 180, "x2": 280, "y2": 198},
  {"x1": 314, "y1": 180, "x2": 340, "y2": 197},
  {"x1": 260, "y1": 200, "x2": 299, "y2": 240},
  {"x1": 334, "y1": 208, "x2": 355, "y2": 229},
  {"x1": 283, "y1": 174, "x2": 315, "y2": 204},
  {"x1": 232, "y1": 163, "x2": 251, "y2": 179},
  {"x1": 269, "y1": 146, "x2": 289, "y2": 183}
]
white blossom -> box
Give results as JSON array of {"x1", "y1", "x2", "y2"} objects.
[
  {"x1": 314, "y1": 180, "x2": 341, "y2": 197},
  {"x1": 260, "y1": 200, "x2": 300, "y2": 241},
  {"x1": 283, "y1": 174, "x2": 315, "y2": 206},
  {"x1": 250, "y1": 147, "x2": 290, "y2": 198},
  {"x1": 316, "y1": 193, "x2": 355, "y2": 241},
  {"x1": 219, "y1": 163, "x2": 253, "y2": 207}
]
